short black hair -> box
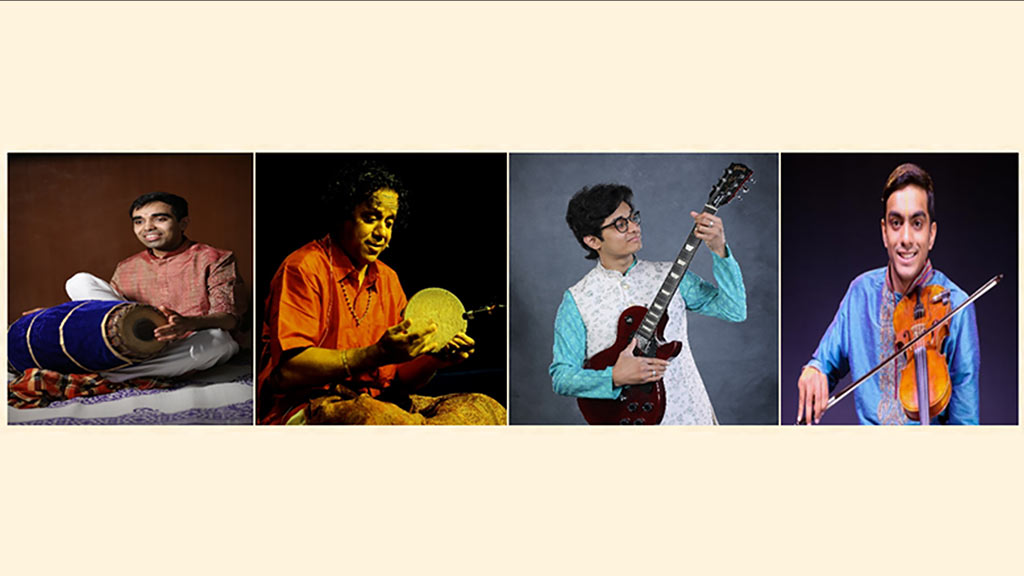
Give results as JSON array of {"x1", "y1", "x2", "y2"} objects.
[
  {"x1": 324, "y1": 160, "x2": 409, "y2": 224},
  {"x1": 129, "y1": 192, "x2": 189, "y2": 220},
  {"x1": 882, "y1": 163, "x2": 935, "y2": 221},
  {"x1": 565, "y1": 183, "x2": 634, "y2": 260}
]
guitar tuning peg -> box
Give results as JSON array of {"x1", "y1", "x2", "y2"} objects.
[
  {"x1": 749, "y1": 178, "x2": 757, "y2": 185},
  {"x1": 742, "y1": 187, "x2": 749, "y2": 194}
]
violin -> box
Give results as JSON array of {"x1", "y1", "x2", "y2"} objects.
[
  {"x1": 795, "y1": 274, "x2": 1001, "y2": 425},
  {"x1": 894, "y1": 285, "x2": 952, "y2": 425}
]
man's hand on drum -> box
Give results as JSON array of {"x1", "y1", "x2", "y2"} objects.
[
  {"x1": 373, "y1": 319, "x2": 439, "y2": 364},
  {"x1": 611, "y1": 338, "x2": 670, "y2": 387},
  {"x1": 155, "y1": 306, "x2": 196, "y2": 341},
  {"x1": 432, "y1": 332, "x2": 475, "y2": 367}
]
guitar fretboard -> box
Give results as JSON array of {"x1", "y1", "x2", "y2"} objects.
[{"x1": 635, "y1": 203, "x2": 718, "y2": 354}]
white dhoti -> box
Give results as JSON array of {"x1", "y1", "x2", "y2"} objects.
[{"x1": 65, "y1": 272, "x2": 239, "y2": 382}]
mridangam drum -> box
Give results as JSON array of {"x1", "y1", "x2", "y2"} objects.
[{"x1": 8, "y1": 300, "x2": 168, "y2": 374}]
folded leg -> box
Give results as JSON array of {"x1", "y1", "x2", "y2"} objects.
[
  {"x1": 410, "y1": 393, "x2": 507, "y2": 425},
  {"x1": 101, "y1": 328, "x2": 239, "y2": 382},
  {"x1": 66, "y1": 272, "x2": 123, "y2": 301},
  {"x1": 308, "y1": 394, "x2": 428, "y2": 425}
]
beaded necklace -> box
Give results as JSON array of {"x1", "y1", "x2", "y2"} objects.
[{"x1": 341, "y1": 281, "x2": 372, "y2": 326}]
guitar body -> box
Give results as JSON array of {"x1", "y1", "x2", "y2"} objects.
[{"x1": 577, "y1": 305, "x2": 682, "y2": 425}]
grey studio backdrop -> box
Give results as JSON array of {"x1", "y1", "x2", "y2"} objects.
[{"x1": 509, "y1": 154, "x2": 779, "y2": 425}]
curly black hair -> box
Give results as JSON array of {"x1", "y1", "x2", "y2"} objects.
[
  {"x1": 323, "y1": 160, "x2": 409, "y2": 225},
  {"x1": 565, "y1": 183, "x2": 634, "y2": 260}
]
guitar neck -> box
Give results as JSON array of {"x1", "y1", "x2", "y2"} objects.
[{"x1": 635, "y1": 204, "x2": 718, "y2": 350}]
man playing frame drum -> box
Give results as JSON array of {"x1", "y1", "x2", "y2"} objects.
[{"x1": 257, "y1": 161, "x2": 505, "y2": 425}]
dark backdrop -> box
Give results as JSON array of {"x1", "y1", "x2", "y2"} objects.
[
  {"x1": 780, "y1": 153, "x2": 1018, "y2": 425},
  {"x1": 255, "y1": 153, "x2": 508, "y2": 407},
  {"x1": 8, "y1": 153, "x2": 254, "y2": 333},
  {"x1": 509, "y1": 153, "x2": 779, "y2": 425}
]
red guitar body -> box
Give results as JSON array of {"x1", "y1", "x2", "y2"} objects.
[{"x1": 577, "y1": 305, "x2": 682, "y2": 425}]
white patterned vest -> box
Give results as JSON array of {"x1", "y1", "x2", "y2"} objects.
[{"x1": 568, "y1": 259, "x2": 716, "y2": 425}]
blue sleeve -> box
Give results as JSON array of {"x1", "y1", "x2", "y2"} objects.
[
  {"x1": 550, "y1": 291, "x2": 620, "y2": 399},
  {"x1": 678, "y1": 244, "x2": 747, "y2": 322},
  {"x1": 943, "y1": 299, "x2": 980, "y2": 425},
  {"x1": 807, "y1": 285, "x2": 853, "y2": 391}
]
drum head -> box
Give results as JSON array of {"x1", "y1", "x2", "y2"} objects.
[
  {"x1": 115, "y1": 304, "x2": 169, "y2": 358},
  {"x1": 404, "y1": 288, "x2": 467, "y2": 349}
]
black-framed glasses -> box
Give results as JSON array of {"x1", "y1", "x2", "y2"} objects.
[{"x1": 600, "y1": 211, "x2": 641, "y2": 234}]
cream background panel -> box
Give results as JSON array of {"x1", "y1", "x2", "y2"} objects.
[{"x1": 1, "y1": 2, "x2": 1022, "y2": 576}]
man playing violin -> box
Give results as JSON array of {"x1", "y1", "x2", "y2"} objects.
[
  {"x1": 550, "y1": 183, "x2": 747, "y2": 425},
  {"x1": 797, "y1": 163, "x2": 980, "y2": 425}
]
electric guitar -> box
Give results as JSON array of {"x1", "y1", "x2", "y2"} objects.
[{"x1": 577, "y1": 163, "x2": 754, "y2": 424}]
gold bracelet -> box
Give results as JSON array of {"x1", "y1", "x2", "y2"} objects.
[{"x1": 341, "y1": 349, "x2": 352, "y2": 379}]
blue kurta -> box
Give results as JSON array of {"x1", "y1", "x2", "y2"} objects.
[{"x1": 806, "y1": 267, "x2": 980, "y2": 425}]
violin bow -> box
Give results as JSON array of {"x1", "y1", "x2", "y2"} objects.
[{"x1": 796, "y1": 273, "x2": 1002, "y2": 424}]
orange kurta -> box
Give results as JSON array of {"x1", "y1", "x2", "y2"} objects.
[{"x1": 258, "y1": 236, "x2": 406, "y2": 424}]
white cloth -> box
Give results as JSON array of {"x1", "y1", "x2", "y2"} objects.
[
  {"x1": 568, "y1": 260, "x2": 716, "y2": 425},
  {"x1": 65, "y1": 272, "x2": 238, "y2": 382}
]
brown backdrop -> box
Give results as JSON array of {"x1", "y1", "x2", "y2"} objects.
[{"x1": 8, "y1": 153, "x2": 253, "y2": 326}]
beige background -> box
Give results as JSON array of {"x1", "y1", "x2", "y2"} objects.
[{"x1": 1, "y1": 2, "x2": 1021, "y2": 575}]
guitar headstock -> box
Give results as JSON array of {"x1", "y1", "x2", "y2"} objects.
[{"x1": 707, "y1": 162, "x2": 754, "y2": 209}]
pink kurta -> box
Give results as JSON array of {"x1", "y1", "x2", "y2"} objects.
[{"x1": 110, "y1": 239, "x2": 247, "y2": 324}]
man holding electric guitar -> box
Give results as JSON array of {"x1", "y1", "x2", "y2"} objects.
[{"x1": 550, "y1": 164, "x2": 751, "y2": 425}]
